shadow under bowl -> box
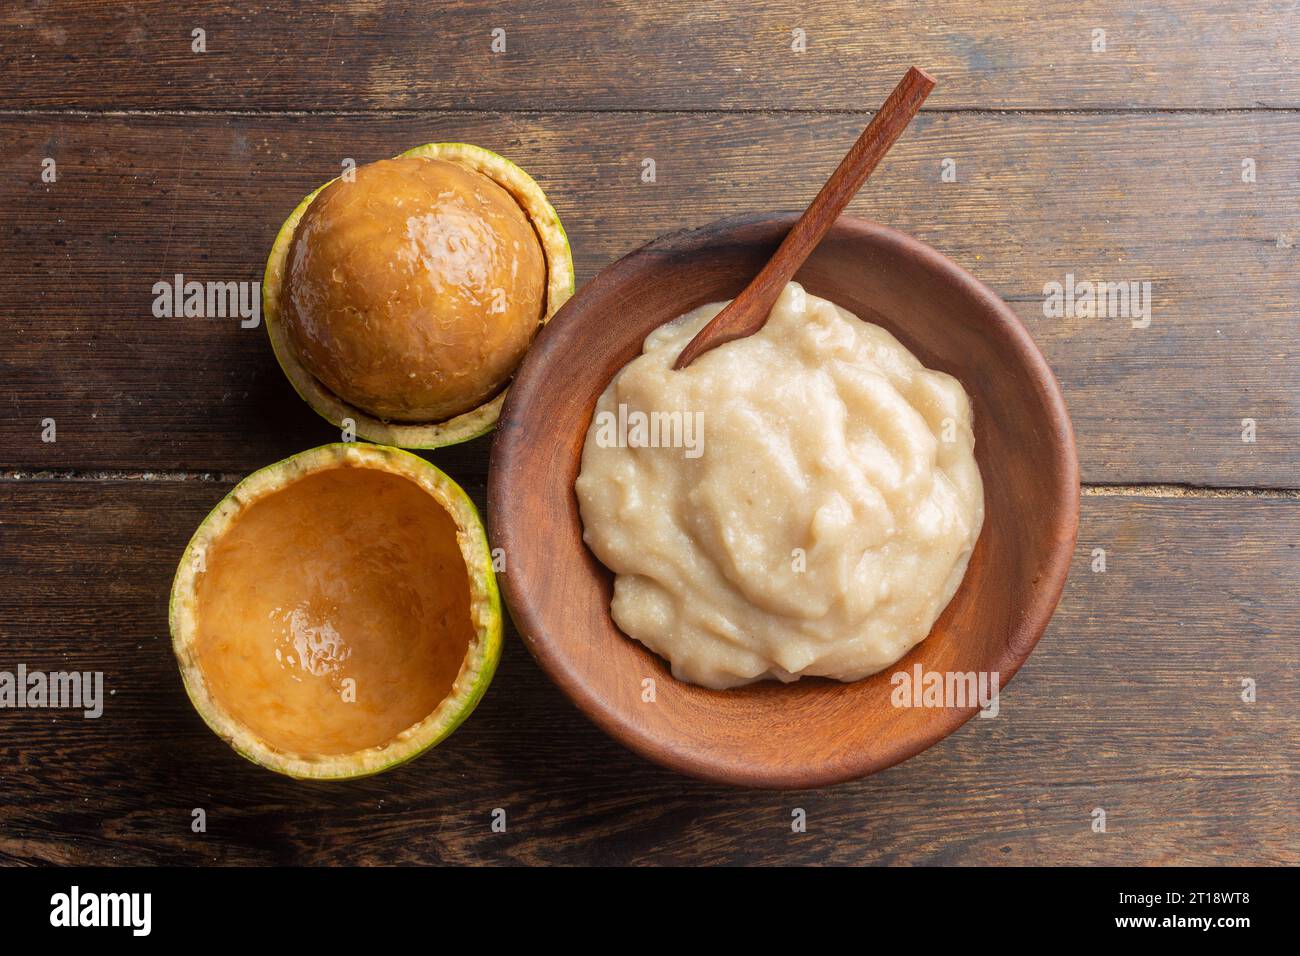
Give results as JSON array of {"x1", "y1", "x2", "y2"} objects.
[{"x1": 487, "y1": 213, "x2": 1079, "y2": 789}]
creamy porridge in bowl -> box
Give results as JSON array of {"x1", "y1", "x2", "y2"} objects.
[{"x1": 576, "y1": 282, "x2": 984, "y2": 689}]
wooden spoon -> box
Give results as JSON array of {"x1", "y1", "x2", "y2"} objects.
[{"x1": 672, "y1": 66, "x2": 935, "y2": 370}]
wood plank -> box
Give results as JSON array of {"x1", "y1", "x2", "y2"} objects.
[
  {"x1": 2, "y1": 1, "x2": 1297, "y2": 110},
  {"x1": 0, "y1": 479, "x2": 1294, "y2": 865},
  {"x1": 1, "y1": 111, "x2": 1295, "y2": 485}
]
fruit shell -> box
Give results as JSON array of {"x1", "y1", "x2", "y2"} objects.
[
  {"x1": 262, "y1": 143, "x2": 575, "y2": 448},
  {"x1": 169, "y1": 443, "x2": 503, "y2": 780}
]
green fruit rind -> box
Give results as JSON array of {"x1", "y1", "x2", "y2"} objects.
[
  {"x1": 169, "y1": 443, "x2": 503, "y2": 780},
  {"x1": 262, "y1": 143, "x2": 575, "y2": 449}
]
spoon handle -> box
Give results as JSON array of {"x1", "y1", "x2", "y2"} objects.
[{"x1": 673, "y1": 66, "x2": 935, "y2": 370}]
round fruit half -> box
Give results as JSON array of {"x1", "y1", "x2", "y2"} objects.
[
  {"x1": 169, "y1": 443, "x2": 502, "y2": 779},
  {"x1": 262, "y1": 143, "x2": 575, "y2": 448}
]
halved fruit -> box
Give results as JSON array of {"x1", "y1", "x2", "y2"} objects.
[
  {"x1": 169, "y1": 443, "x2": 501, "y2": 779},
  {"x1": 262, "y1": 143, "x2": 575, "y2": 448}
]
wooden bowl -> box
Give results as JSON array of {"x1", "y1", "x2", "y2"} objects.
[{"x1": 488, "y1": 214, "x2": 1079, "y2": 789}]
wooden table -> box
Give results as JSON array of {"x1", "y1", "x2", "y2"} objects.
[{"x1": 1, "y1": 1, "x2": 1295, "y2": 866}]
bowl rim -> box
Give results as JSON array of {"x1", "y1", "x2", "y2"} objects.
[{"x1": 489, "y1": 212, "x2": 1080, "y2": 789}]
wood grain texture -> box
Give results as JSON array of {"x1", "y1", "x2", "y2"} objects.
[
  {"x1": 1, "y1": 111, "x2": 1296, "y2": 484},
  {"x1": 0, "y1": 480, "x2": 1294, "y2": 865},
  {"x1": 1, "y1": 1, "x2": 1297, "y2": 110},
  {"x1": 1, "y1": 0, "x2": 1296, "y2": 869},
  {"x1": 674, "y1": 69, "x2": 935, "y2": 369}
]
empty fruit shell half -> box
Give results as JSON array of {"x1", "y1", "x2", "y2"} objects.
[{"x1": 169, "y1": 443, "x2": 502, "y2": 779}]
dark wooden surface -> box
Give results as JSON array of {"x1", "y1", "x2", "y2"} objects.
[
  {"x1": 0, "y1": 483, "x2": 1294, "y2": 864},
  {"x1": 3, "y1": 1, "x2": 1297, "y2": 110},
  {"x1": 0, "y1": 1, "x2": 1296, "y2": 865},
  {"x1": 3, "y1": 111, "x2": 1297, "y2": 484},
  {"x1": 672, "y1": 69, "x2": 936, "y2": 370}
]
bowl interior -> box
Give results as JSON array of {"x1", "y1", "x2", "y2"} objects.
[{"x1": 488, "y1": 214, "x2": 1078, "y2": 788}]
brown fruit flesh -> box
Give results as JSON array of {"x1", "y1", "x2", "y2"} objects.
[
  {"x1": 193, "y1": 467, "x2": 474, "y2": 755},
  {"x1": 280, "y1": 156, "x2": 547, "y2": 423}
]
